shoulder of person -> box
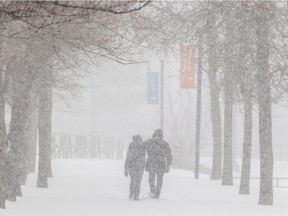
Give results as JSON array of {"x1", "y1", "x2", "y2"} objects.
[
  {"x1": 128, "y1": 142, "x2": 135, "y2": 148},
  {"x1": 142, "y1": 139, "x2": 153, "y2": 148},
  {"x1": 162, "y1": 140, "x2": 169, "y2": 145},
  {"x1": 162, "y1": 140, "x2": 170, "y2": 146},
  {"x1": 143, "y1": 139, "x2": 153, "y2": 144}
]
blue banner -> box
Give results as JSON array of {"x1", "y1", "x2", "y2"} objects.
[{"x1": 147, "y1": 72, "x2": 159, "y2": 104}]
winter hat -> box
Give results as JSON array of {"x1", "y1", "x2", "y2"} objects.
[
  {"x1": 132, "y1": 134, "x2": 142, "y2": 143},
  {"x1": 152, "y1": 129, "x2": 163, "y2": 139}
]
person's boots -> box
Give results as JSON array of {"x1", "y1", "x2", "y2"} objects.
[
  {"x1": 129, "y1": 193, "x2": 133, "y2": 200},
  {"x1": 154, "y1": 188, "x2": 161, "y2": 199},
  {"x1": 154, "y1": 194, "x2": 160, "y2": 199},
  {"x1": 134, "y1": 189, "x2": 140, "y2": 200},
  {"x1": 149, "y1": 188, "x2": 155, "y2": 198}
]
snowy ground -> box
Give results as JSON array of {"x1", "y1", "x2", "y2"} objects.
[{"x1": 1, "y1": 159, "x2": 288, "y2": 216}]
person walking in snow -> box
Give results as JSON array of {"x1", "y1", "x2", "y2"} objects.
[
  {"x1": 143, "y1": 129, "x2": 173, "y2": 199},
  {"x1": 124, "y1": 135, "x2": 145, "y2": 200}
]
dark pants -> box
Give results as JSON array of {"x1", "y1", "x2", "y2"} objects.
[
  {"x1": 129, "y1": 168, "x2": 144, "y2": 199},
  {"x1": 148, "y1": 172, "x2": 164, "y2": 198}
]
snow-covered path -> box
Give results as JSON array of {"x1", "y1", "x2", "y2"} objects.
[{"x1": 1, "y1": 160, "x2": 288, "y2": 216}]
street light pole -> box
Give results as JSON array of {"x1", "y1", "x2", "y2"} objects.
[
  {"x1": 195, "y1": 35, "x2": 203, "y2": 179},
  {"x1": 90, "y1": 79, "x2": 97, "y2": 136},
  {"x1": 233, "y1": 104, "x2": 237, "y2": 170},
  {"x1": 160, "y1": 58, "x2": 164, "y2": 130}
]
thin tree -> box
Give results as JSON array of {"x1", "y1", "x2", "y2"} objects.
[
  {"x1": 255, "y1": 2, "x2": 274, "y2": 205},
  {"x1": 206, "y1": 3, "x2": 222, "y2": 180}
]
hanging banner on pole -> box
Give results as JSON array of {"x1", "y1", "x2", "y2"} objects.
[
  {"x1": 180, "y1": 45, "x2": 195, "y2": 89},
  {"x1": 147, "y1": 72, "x2": 159, "y2": 104}
]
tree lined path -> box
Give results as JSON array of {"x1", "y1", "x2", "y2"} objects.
[
  {"x1": 1, "y1": 160, "x2": 287, "y2": 216},
  {"x1": 1, "y1": 1, "x2": 288, "y2": 210}
]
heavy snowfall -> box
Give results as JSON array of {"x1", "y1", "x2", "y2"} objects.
[{"x1": 0, "y1": 1, "x2": 288, "y2": 215}]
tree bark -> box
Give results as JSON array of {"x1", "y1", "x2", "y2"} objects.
[
  {"x1": 222, "y1": 66, "x2": 234, "y2": 185},
  {"x1": 238, "y1": 12, "x2": 254, "y2": 194},
  {"x1": 0, "y1": 70, "x2": 8, "y2": 208},
  {"x1": 256, "y1": 3, "x2": 273, "y2": 205},
  {"x1": 26, "y1": 88, "x2": 39, "y2": 174},
  {"x1": 207, "y1": 5, "x2": 222, "y2": 180},
  {"x1": 37, "y1": 79, "x2": 53, "y2": 187},
  {"x1": 8, "y1": 72, "x2": 33, "y2": 197},
  {"x1": 222, "y1": 6, "x2": 234, "y2": 186},
  {"x1": 239, "y1": 93, "x2": 253, "y2": 194}
]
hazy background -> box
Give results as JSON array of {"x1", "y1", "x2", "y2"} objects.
[{"x1": 52, "y1": 55, "x2": 288, "y2": 162}]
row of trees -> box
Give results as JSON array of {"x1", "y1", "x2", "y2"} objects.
[
  {"x1": 0, "y1": 0, "x2": 285, "y2": 208},
  {"x1": 195, "y1": 1, "x2": 281, "y2": 206},
  {"x1": 127, "y1": 1, "x2": 288, "y2": 205},
  {"x1": 0, "y1": 1, "x2": 150, "y2": 209},
  {"x1": 167, "y1": 1, "x2": 285, "y2": 206}
]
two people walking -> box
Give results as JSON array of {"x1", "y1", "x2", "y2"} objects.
[{"x1": 124, "y1": 129, "x2": 173, "y2": 200}]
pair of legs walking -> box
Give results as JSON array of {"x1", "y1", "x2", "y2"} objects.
[
  {"x1": 129, "y1": 169, "x2": 144, "y2": 200},
  {"x1": 148, "y1": 172, "x2": 164, "y2": 199}
]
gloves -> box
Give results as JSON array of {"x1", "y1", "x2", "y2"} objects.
[
  {"x1": 124, "y1": 169, "x2": 128, "y2": 177},
  {"x1": 166, "y1": 164, "x2": 170, "y2": 173}
]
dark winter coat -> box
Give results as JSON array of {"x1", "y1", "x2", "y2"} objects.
[
  {"x1": 124, "y1": 140, "x2": 145, "y2": 173},
  {"x1": 143, "y1": 138, "x2": 173, "y2": 174}
]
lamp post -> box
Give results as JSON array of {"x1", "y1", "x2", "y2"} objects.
[
  {"x1": 90, "y1": 79, "x2": 97, "y2": 136},
  {"x1": 160, "y1": 59, "x2": 164, "y2": 130},
  {"x1": 195, "y1": 36, "x2": 203, "y2": 179},
  {"x1": 159, "y1": 46, "x2": 166, "y2": 131},
  {"x1": 233, "y1": 103, "x2": 237, "y2": 170}
]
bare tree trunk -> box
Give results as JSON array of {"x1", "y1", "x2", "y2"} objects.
[
  {"x1": 8, "y1": 73, "x2": 33, "y2": 197},
  {"x1": 26, "y1": 88, "x2": 39, "y2": 174},
  {"x1": 256, "y1": 3, "x2": 273, "y2": 205},
  {"x1": 37, "y1": 79, "x2": 53, "y2": 187},
  {"x1": 222, "y1": 68, "x2": 234, "y2": 185},
  {"x1": 207, "y1": 7, "x2": 222, "y2": 180},
  {"x1": 239, "y1": 93, "x2": 253, "y2": 194},
  {"x1": 236, "y1": 6, "x2": 255, "y2": 194},
  {"x1": 0, "y1": 70, "x2": 8, "y2": 208},
  {"x1": 208, "y1": 79, "x2": 222, "y2": 180},
  {"x1": 222, "y1": 7, "x2": 234, "y2": 186}
]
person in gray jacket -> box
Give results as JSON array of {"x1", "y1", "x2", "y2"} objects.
[
  {"x1": 124, "y1": 135, "x2": 145, "y2": 200},
  {"x1": 143, "y1": 129, "x2": 173, "y2": 199}
]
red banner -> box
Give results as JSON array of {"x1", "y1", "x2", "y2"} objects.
[{"x1": 180, "y1": 45, "x2": 195, "y2": 89}]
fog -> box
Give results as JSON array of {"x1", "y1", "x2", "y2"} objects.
[
  {"x1": 1, "y1": 1, "x2": 288, "y2": 214},
  {"x1": 52, "y1": 57, "x2": 288, "y2": 159}
]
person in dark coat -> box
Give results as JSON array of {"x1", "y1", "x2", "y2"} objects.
[
  {"x1": 124, "y1": 135, "x2": 145, "y2": 200},
  {"x1": 143, "y1": 129, "x2": 173, "y2": 199}
]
